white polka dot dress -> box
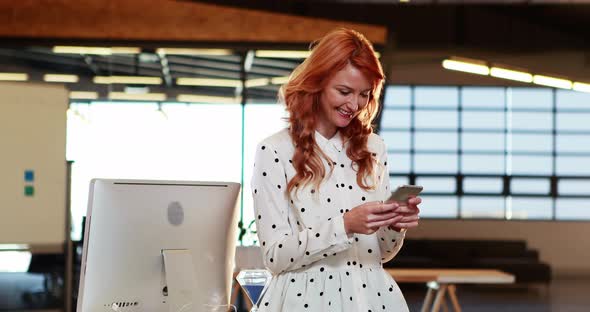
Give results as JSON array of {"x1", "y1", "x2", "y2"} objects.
[{"x1": 251, "y1": 128, "x2": 409, "y2": 312}]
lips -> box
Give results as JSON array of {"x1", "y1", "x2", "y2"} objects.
[{"x1": 337, "y1": 108, "x2": 353, "y2": 119}]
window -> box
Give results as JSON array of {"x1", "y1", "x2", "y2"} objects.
[{"x1": 380, "y1": 85, "x2": 590, "y2": 220}]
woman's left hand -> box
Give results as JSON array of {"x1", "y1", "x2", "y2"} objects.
[{"x1": 387, "y1": 196, "x2": 421, "y2": 231}]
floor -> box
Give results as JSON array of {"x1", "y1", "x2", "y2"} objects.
[{"x1": 1, "y1": 273, "x2": 589, "y2": 311}]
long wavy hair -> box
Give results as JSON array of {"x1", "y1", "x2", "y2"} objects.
[{"x1": 282, "y1": 28, "x2": 385, "y2": 199}]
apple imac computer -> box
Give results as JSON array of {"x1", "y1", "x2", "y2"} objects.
[{"x1": 77, "y1": 179, "x2": 241, "y2": 312}]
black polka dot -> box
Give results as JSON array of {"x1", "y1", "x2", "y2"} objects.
[
  {"x1": 297, "y1": 293, "x2": 302, "y2": 296},
  {"x1": 329, "y1": 275, "x2": 333, "y2": 279},
  {"x1": 340, "y1": 209, "x2": 344, "y2": 213},
  {"x1": 304, "y1": 303, "x2": 308, "y2": 308},
  {"x1": 363, "y1": 283, "x2": 367, "y2": 288},
  {"x1": 353, "y1": 261, "x2": 357, "y2": 265},
  {"x1": 346, "y1": 271, "x2": 350, "y2": 276},
  {"x1": 368, "y1": 249, "x2": 373, "y2": 253},
  {"x1": 320, "y1": 292, "x2": 324, "y2": 296},
  {"x1": 269, "y1": 258, "x2": 273, "y2": 262},
  {"x1": 278, "y1": 244, "x2": 283, "y2": 248},
  {"x1": 323, "y1": 254, "x2": 328, "y2": 257},
  {"x1": 310, "y1": 278, "x2": 314, "y2": 282},
  {"x1": 262, "y1": 241, "x2": 266, "y2": 246},
  {"x1": 315, "y1": 233, "x2": 320, "y2": 238},
  {"x1": 377, "y1": 292, "x2": 381, "y2": 296},
  {"x1": 336, "y1": 184, "x2": 339, "y2": 188},
  {"x1": 339, "y1": 287, "x2": 341, "y2": 292},
  {"x1": 340, "y1": 164, "x2": 345, "y2": 168},
  {"x1": 311, "y1": 189, "x2": 315, "y2": 194},
  {"x1": 340, "y1": 183, "x2": 345, "y2": 187},
  {"x1": 361, "y1": 196, "x2": 366, "y2": 201},
  {"x1": 382, "y1": 305, "x2": 385, "y2": 309},
  {"x1": 264, "y1": 302, "x2": 269, "y2": 306},
  {"x1": 254, "y1": 189, "x2": 257, "y2": 194},
  {"x1": 327, "y1": 198, "x2": 331, "y2": 203},
  {"x1": 261, "y1": 146, "x2": 266, "y2": 150},
  {"x1": 258, "y1": 214, "x2": 261, "y2": 219},
  {"x1": 349, "y1": 185, "x2": 353, "y2": 190},
  {"x1": 275, "y1": 158, "x2": 279, "y2": 163},
  {"x1": 291, "y1": 278, "x2": 295, "y2": 282},
  {"x1": 290, "y1": 258, "x2": 294, "y2": 262},
  {"x1": 372, "y1": 153, "x2": 377, "y2": 157},
  {"x1": 350, "y1": 296, "x2": 353, "y2": 301},
  {"x1": 384, "y1": 161, "x2": 388, "y2": 166},
  {"x1": 299, "y1": 240, "x2": 302, "y2": 245},
  {"x1": 277, "y1": 185, "x2": 281, "y2": 189},
  {"x1": 355, "y1": 237, "x2": 359, "y2": 242},
  {"x1": 389, "y1": 287, "x2": 393, "y2": 291},
  {"x1": 272, "y1": 224, "x2": 276, "y2": 229},
  {"x1": 306, "y1": 251, "x2": 310, "y2": 256},
  {"x1": 262, "y1": 172, "x2": 267, "y2": 176},
  {"x1": 301, "y1": 208, "x2": 305, "y2": 212},
  {"x1": 289, "y1": 159, "x2": 292, "y2": 163},
  {"x1": 320, "y1": 267, "x2": 325, "y2": 272}
]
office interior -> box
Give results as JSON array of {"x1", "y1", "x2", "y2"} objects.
[{"x1": 1, "y1": 0, "x2": 589, "y2": 311}]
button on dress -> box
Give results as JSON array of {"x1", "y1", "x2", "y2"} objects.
[{"x1": 251, "y1": 128, "x2": 408, "y2": 312}]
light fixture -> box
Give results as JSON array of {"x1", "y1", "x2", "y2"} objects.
[
  {"x1": 490, "y1": 67, "x2": 533, "y2": 83},
  {"x1": 43, "y1": 74, "x2": 79, "y2": 83},
  {"x1": 52, "y1": 46, "x2": 141, "y2": 55},
  {"x1": 156, "y1": 48, "x2": 232, "y2": 56},
  {"x1": 69, "y1": 91, "x2": 98, "y2": 100},
  {"x1": 0, "y1": 244, "x2": 29, "y2": 251},
  {"x1": 245, "y1": 78, "x2": 270, "y2": 88},
  {"x1": 442, "y1": 58, "x2": 490, "y2": 76},
  {"x1": 533, "y1": 75, "x2": 572, "y2": 90},
  {"x1": 108, "y1": 92, "x2": 166, "y2": 101},
  {"x1": 573, "y1": 82, "x2": 590, "y2": 93},
  {"x1": 0, "y1": 73, "x2": 28, "y2": 81},
  {"x1": 255, "y1": 50, "x2": 311, "y2": 59},
  {"x1": 93, "y1": 76, "x2": 162, "y2": 85},
  {"x1": 176, "y1": 77, "x2": 241, "y2": 88},
  {"x1": 177, "y1": 94, "x2": 240, "y2": 104},
  {"x1": 270, "y1": 76, "x2": 290, "y2": 85}
]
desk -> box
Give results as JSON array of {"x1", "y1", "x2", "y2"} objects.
[{"x1": 386, "y1": 268, "x2": 515, "y2": 312}]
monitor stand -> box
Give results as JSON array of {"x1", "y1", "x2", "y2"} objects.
[{"x1": 162, "y1": 249, "x2": 198, "y2": 312}]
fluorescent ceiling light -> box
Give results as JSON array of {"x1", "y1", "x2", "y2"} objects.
[
  {"x1": 69, "y1": 91, "x2": 98, "y2": 100},
  {"x1": 53, "y1": 46, "x2": 140, "y2": 55},
  {"x1": 108, "y1": 92, "x2": 166, "y2": 101},
  {"x1": 255, "y1": 50, "x2": 311, "y2": 59},
  {"x1": 176, "y1": 77, "x2": 241, "y2": 88},
  {"x1": 442, "y1": 59, "x2": 489, "y2": 76},
  {"x1": 156, "y1": 48, "x2": 232, "y2": 56},
  {"x1": 270, "y1": 76, "x2": 290, "y2": 85},
  {"x1": 573, "y1": 82, "x2": 590, "y2": 93},
  {"x1": 533, "y1": 75, "x2": 572, "y2": 89},
  {"x1": 43, "y1": 74, "x2": 79, "y2": 83},
  {"x1": 245, "y1": 78, "x2": 270, "y2": 88},
  {"x1": 177, "y1": 94, "x2": 240, "y2": 104},
  {"x1": 93, "y1": 76, "x2": 162, "y2": 85},
  {"x1": 0, "y1": 73, "x2": 28, "y2": 81},
  {"x1": 490, "y1": 67, "x2": 533, "y2": 83}
]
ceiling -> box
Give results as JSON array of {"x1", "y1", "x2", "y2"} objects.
[{"x1": 1, "y1": 1, "x2": 589, "y2": 102}]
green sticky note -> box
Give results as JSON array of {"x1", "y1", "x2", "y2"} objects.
[{"x1": 24, "y1": 185, "x2": 34, "y2": 197}]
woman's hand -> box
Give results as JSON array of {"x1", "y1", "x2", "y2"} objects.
[
  {"x1": 387, "y1": 196, "x2": 421, "y2": 232},
  {"x1": 343, "y1": 201, "x2": 403, "y2": 235}
]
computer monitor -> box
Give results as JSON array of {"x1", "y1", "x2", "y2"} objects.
[{"x1": 77, "y1": 179, "x2": 241, "y2": 312}]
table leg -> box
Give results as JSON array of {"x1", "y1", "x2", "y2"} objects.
[
  {"x1": 431, "y1": 284, "x2": 448, "y2": 312},
  {"x1": 447, "y1": 284, "x2": 461, "y2": 312},
  {"x1": 421, "y1": 282, "x2": 437, "y2": 312}
]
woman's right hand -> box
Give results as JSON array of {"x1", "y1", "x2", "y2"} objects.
[{"x1": 343, "y1": 201, "x2": 402, "y2": 235}]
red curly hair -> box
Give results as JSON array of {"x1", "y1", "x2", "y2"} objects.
[{"x1": 282, "y1": 28, "x2": 385, "y2": 198}]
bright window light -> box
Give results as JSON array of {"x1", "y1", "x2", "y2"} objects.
[{"x1": 573, "y1": 82, "x2": 590, "y2": 93}]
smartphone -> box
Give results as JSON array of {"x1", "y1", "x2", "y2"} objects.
[{"x1": 387, "y1": 185, "x2": 423, "y2": 203}]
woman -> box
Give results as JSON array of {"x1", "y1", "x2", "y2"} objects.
[{"x1": 251, "y1": 28, "x2": 421, "y2": 311}]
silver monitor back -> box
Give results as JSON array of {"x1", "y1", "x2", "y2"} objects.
[{"x1": 77, "y1": 179, "x2": 241, "y2": 312}]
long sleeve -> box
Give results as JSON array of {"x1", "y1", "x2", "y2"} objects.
[
  {"x1": 375, "y1": 138, "x2": 407, "y2": 263},
  {"x1": 251, "y1": 141, "x2": 354, "y2": 275}
]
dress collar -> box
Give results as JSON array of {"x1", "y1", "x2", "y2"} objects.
[{"x1": 315, "y1": 130, "x2": 344, "y2": 153}]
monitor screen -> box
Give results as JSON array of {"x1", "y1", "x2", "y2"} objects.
[{"x1": 77, "y1": 179, "x2": 241, "y2": 312}]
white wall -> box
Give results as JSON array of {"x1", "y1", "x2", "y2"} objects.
[
  {"x1": 0, "y1": 82, "x2": 68, "y2": 246},
  {"x1": 407, "y1": 219, "x2": 590, "y2": 277}
]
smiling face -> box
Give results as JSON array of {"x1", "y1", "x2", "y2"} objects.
[{"x1": 316, "y1": 63, "x2": 372, "y2": 139}]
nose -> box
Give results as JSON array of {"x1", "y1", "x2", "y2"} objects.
[{"x1": 346, "y1": 94, "x2": 360, "y2": 112}]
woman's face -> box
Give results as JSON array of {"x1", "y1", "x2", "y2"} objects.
[{"x1": 317, "y1": 63, "x2": 372, "y2": 138}]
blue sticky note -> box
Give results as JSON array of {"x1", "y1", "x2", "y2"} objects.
[{"x1": 24, "y1": 170, "x2": 35, "y2": 182}]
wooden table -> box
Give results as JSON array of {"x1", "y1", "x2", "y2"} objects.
[{"x1": 386, "y1": 268, "x2": 515, "y2": 312}]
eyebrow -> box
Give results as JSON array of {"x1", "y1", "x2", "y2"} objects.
[{"x1": 335, "y1": 85, "x2": 372, "y2": 92}]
